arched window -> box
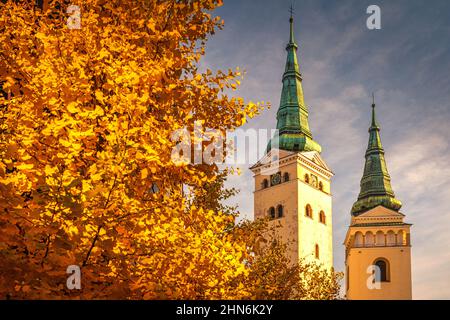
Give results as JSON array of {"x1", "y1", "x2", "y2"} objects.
[
  {"x1": 365, "y1": 231, "x2": 374, "y2": 247},
  {"x1": 277, "y1": 205, "x2": 284, "y2": 218},
  {"x1": 310, "y1": 174, "x2": 318, "y2": 188},
  {"x1": 262, "y1": 179, "x2": 269, "y2": 189},
  {"x1": 304, "y1": 174, "x2": 310, "y2": 183},
  {"x1": 354, "y1": 232, "x2": 363, "y2": 247},
  {"x1": 315, "y1": 244, "x2": 320, "y2": 259},
  {"x1": 269, "y1": 207, "x2": 275, "y2": 219},
  {"x1": 374, "y1": 258, "x2": 390, "y2": 282},
  {"x1": 397, "y1": 230, "x2": 406, "y2": 246},
  {"x1": 283, "y1": 172, "x2": 289, "y2": 182},
  {"x1": 387, "y1": 231, "x2": 396, "y2": 246},
  {"x1": 376, "y1": 231, "x2": 385, "y2": 247},
  {"x1": 305, "y1": 204, "x2": 313, "y2": 218},
  {"x1": 319, "y1": 211, "x2": 326, "y2": 224},
  {"x1": 318, "y1": 181, "x2": 324, "y2": 191}
]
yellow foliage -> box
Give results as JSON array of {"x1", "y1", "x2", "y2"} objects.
[{"x1": 0, "y1": 0, "x2": 302, "y2": 301}]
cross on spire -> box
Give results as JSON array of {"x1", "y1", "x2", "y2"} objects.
[
  {"x1": 288, "y1": 2, "x2": 296, "y2": 45},
  {"x1": 289, "y1": 3, "x2": 294, "y2": 19}
]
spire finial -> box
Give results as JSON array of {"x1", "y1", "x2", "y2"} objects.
[
  {"x1": 288, "y1": 2, "x2": 295, "y2": 44},
  {"x1": 371, "y1": 92, "x2": 378, "y2": 128},
  {"x1": 289, "y1": 3, "x2": 294, "y2": 20}
]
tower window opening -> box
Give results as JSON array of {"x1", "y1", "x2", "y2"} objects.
[
  {"x1": 315, "y1": 244, "x2": 319, "y2": 259},
  {"x1": 304, "y1": 174, "x2": 310, "y2": 183},
  {"x1": 305, "y1": 204, "x2": 313, "y2": 218},
  {"x1": 310, "y1": 174, "x2": 318, "y2": 188},
  {"x1": 269, "y1": 207, "x2": 275, "y2": 219},
  {"x1": 376, "y1": 231, "x2": 385, "y2": 246},
  {"x1": 283, "y1": 172, "x2": 290, "y2": 182},
  {"x1": 365, "y1": 232, "x2": 375, "y2": 247},
  {"x1": 319, "y1": 211, "x2": 326, "y2": 224},
  {"x1": 397, "y1": 230, "x2": 406, "y2": 246},
  {"x1": 387, "y1": 231, "x2": 396, "y2": 246},
  {"x1": 277, "y1": 205, "x2": 284, "y2": 218},
  {"x1": 374, "y1": 258, "x2": 390, "y2": 282},
  {"x1": 354, "y1": 232, "x2": 364, "y2": 247},
  {"x1": 262, "y1": 179, "x2": 269, "y2": 189},
  {"x1": 319, "y1": 181, "x2": 324, "y2": 191}
]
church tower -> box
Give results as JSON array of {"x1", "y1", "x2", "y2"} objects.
[
  {"x1": 250, "y1": 15, "x2": 333, "y2": 270},
  {"x1": 344, "y1": 99, "x2": 412, "y2": 300}
]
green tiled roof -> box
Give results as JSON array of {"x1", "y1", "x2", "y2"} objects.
[
  {"x1": 266, "y1": 15, "x2": 321, "y2": 154},
  {"x1": 351, "y1": 101, "x2": 402, "y2": 216}
]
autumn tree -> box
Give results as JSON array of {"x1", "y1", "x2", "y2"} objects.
[
  {"x1": 0, "y1": 0, "x2": 340, "y2": 299},
  {"x1": 187, "y1": 169, "x2": 239, "y2": 216},
  {"x1": 0, "y1": 0, "x2": 260, "y2": 299}
]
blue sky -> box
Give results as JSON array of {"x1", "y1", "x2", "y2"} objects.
[{"x1": 199, "y1": 0, "x2": 450, "y2": 299}]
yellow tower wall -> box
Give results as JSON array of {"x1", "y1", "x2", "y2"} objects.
[
  {"x1": 344, "y1": 206, "x2": 413, "y2": 300},
  {"x1": 297, "y1": 178, "x2": 333, "y2": 269},
  {"x1": 346, "y1": 246, "x2": 412, "y2": 300},
  {"x1": 252, "y1": 150, "x2": 333, "y2": 270}
]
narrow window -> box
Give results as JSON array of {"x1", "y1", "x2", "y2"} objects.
[
  {"x1": 310, "y1": 174, "x2": 318, "y2": 188},
  {"x1": 315, "y1": 244, "x2": 320, "y2": 259},
  {"x1": 305, "y1": 204, "x2": 312, "y2": 218},
  {"x1": 269, "y1": 207, "x2": 275, "y2": 219},
  {"x1": 374, "y1": 258, "x2": 390, "y2": 282},
  {"x1": 319, "y1": 211, "x2": 326, "y2": 224},
  {"x1": 354, "y1": 232, "x2": 364, "y2": 247},
  {"x1": 262, "y1": 179, "x2": 269, "y2": 189},
  {"x1": 277, "y1": 205, "x2": 283, "y2": 218},
  {"x1": 319, "y1": 181, "x2": 324, "y2": 191},
  {"x1": 304, "y1": 174, "x2": 310, "y2": 183},
  {"x1": 365, "y1": 232, "x2": 374, "y2": 247},
  {"x1": 376, "y1": 231, "x2": 385, "y2": 246},
  {"x1": 283, "y1": 172, "x2": 289, "y2": 182}
]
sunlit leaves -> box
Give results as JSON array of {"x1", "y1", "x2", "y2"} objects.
[
  {"x1": 0, "y1": 0, "x2": 265, "y2": 300},
  {"x1": 0, "y1": 0, "x2": 339, "y2": 301}
]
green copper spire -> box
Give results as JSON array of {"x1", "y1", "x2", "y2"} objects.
[
  {"x1": 266, "y1": 13, "x2": 321, "y2": 153},
  {"x1": 351, "y1": 97, "x2": 402, "y2": 216}
]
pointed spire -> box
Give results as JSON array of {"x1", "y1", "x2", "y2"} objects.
[
  {"x1": 267, "y1": 11, "x2": 321, "y2": 154},
  {"x1": 351, "y1": 98, "x2": 402, "y2": 216},
  {"x1": 367, "y1": 95, "x2": 383, "y2": 153}
]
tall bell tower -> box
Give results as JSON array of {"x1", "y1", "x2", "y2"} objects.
[
  {"x1": 250, "y1": 14, "x2": 333, "y2": 270},
  {"x1": 344, "y1": 100, "x2": 412, "y2": 300}
]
